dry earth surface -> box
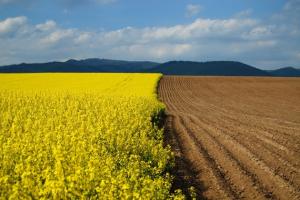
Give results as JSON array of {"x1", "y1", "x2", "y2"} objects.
[{"x1": 159, "y1": 76, "x2": 300, "y2": 200}]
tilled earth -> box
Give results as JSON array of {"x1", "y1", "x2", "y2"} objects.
[{"x1": 159, "y1": 76, "x2": 300, "y2": 200}]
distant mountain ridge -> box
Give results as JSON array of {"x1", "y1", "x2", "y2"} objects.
[
  {"x1": 149, "y1": 61, "x2": 270, "y2": 76},
  {"x1": 0, "y1": 58, "x2": 299, "y2": 77},
  {"x1": 267, "y1": 67, "x2": 300, "y2": 77},
  {"x1": 0, "y1": 59, "x2": 159, "y2": 73}
]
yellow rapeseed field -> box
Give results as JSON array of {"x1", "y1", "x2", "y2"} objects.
[{"x1": 0, "y1": 73, "x2": 183, "y2": 199}]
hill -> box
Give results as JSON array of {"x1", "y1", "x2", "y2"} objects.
[
  {"x1": 1, "y1": 59, "x2": 300, "y2": 77},
  {"x1": 0, "y1": 58, "x2": 159, "y2": 73},
  {"x1": 149, "y1": 61, "x2": 270, "y2": 76},
  {"x1": 267, "y1": 67, "x2": 300, "y2": 77}
]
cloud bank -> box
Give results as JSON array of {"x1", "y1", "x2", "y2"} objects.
[{"x1": 0, "y1": 1, "x2": 299, "y2": 68}]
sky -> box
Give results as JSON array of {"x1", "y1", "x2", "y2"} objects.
[{"x1": 0, "y1": 0, "x2": 299, "y2": 69}]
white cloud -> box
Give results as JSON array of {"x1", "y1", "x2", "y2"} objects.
[
  {"x1": 255, "y1": 40, "x2": 277, "y2": 47},
  {"x1": 242, "y1": 26, "x2": 274, "y2": 40},
  {"x1": 36, "y1": 20, "x2": 57, "y2": 31},
  {"x1": 39, "y1": 29, "x2": 74, "y2": 45},
  {"x1": 235, "y1": 9, "x2": 252, "y2": 18},
  {"x1": 296, "y1": 52, "x2": 300, "y2": 60},
  {"x1": 284, "y1": 0, "x2": 300, "y2": 11},
  {"x1": 74, "y1": 32, "x2": 92, "y2": 44},
  {"x1": 0, "y1": 16, "x2": 27, "y2": 36},
  {"x1": 139, "y1": 18, "x2": 257, "y2": 43},
  {"x1": 186, "y1": 4, "x2": 202, "y2": 17},
  {"x1": 125, "y1": 43, "x2": 192, "y2": 59},
  {"x1": 273, "y1": 0, "x2": 300, "y2": 27}
]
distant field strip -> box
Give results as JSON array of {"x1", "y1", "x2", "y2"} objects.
[
  {"x1": 0, "y1": 73, "x2": 183, "y2": 199},
  {"x1": 159, "y1": 76, "x2": 300, "y2": 200}
]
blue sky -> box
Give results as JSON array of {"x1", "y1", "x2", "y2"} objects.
[
  {"x1": 0, "y1": 0, "x2": 299, "y2": 69},
  {"x1": 0, "y1": 0, "x2": 285, "y2": 30}
]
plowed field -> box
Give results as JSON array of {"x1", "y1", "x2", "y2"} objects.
[{"x1": 159, "y1": 76, "x2": 300, "y2": 200}]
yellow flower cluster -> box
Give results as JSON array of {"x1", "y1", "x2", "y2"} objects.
[{"x1": 0, "y1": 73, "x2": 183, "y2": 199}]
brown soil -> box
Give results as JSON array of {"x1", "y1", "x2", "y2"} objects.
[{"x1": 159, "y1": 76, "x2": 300, "y2": 200}]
